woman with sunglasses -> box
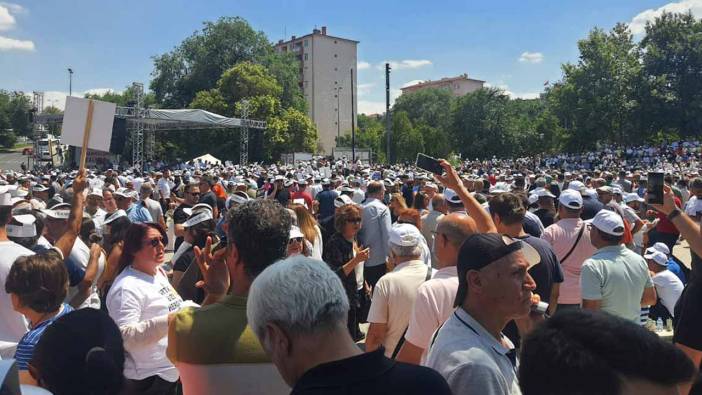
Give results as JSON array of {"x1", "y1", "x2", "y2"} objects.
[
  {"x1": 287, "y1": 225, "x2": 310, "y2": 257},
  {"x1": 323, "y1": 204, "x2": 370, "y2": 341},
  {"x1": 106, "y1": 222, "x2": 186, "y2": 395}
]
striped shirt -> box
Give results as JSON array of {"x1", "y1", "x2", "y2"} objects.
[{"x1": 14, "y1": 304, "x2": 73, "y2": 370}]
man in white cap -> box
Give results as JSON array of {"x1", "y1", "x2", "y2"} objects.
[
  {"x1": 542, "y1": 189, "x2": 596, "y2": 313},
  {"x1": 581, "y1": 210, "x2": 657, "y2": 323},
  {"x1": 114, "y1": 187, "x2": 152, "y2": 224},
  {"x1": 30, "y1": 184, "x2": 49, "y2": 210},
  {"x1": 532, "y1": 188, "x2": 557, "y2": 228},
  {"x1": 365, "y1": 223, "x2": 432, "y2": 357},
  {"x1": 644, "y1": 249, "x2": 683, "y2": 321}
]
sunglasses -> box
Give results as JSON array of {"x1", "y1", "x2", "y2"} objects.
[
  {"x1": 289, "y1": 237, "x2": 304, "y2": 244},
  {"x1": 189, "y1": 192, "x2": 200, "y2": 196},
  {"x1": 144, "y1": 237, "x2": 165, "y2": 248}
]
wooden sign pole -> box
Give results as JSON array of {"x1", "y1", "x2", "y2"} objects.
[{"x1": 79, "y1": 100, "x2": 95, "y2": 171}]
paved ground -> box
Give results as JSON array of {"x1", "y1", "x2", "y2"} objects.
[
  {"x1": 673, "y1": 240, "x2": 693, "y2": 269},
  {"x1": 0, "y1": 152, "x2": 28, "y2": 172}
]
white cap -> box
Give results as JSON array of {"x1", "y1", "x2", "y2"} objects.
[
  {"x1": 624, "y1": 193, "x2": 644, "y2": 204},
  {"x1": 284, "y1": 179, "x2": 295, "y2": 188},
  {"x1": 424, "y1": 182, "x2": 438, "y2": 190},
  {"x1": 651, "y1": 242, "x2": 671, "y2": 256},
  {"x1": 7, "y1": 214, "x2": 37, "y2": 238},
  {"x1": 334, "y1": 195, "x2": 354, "y2": 208},
  {"x1": 32, "y1": 184, "x2": 49, "y2": 192},
  {"x1": 444, "y1": 188, "x2": 462, "y2": 205},
  {"x1": 528, "y1": 194, "x2": 539, "y2": 205},
  {"x1": 289, "y1": 225, "x2": 304, "y2": 239},
  {"x1": 183, "y1": 210, "x2": 213, "y2": 228},
  {"x1": 597, "y1": 185, "x2": 613, "y2": 193},
  {"x1": 533, "y1": 188, "x2": 556, "y2": 198},
  {"x1": 88, "y1": 188, "x2": 103, "y2": 198},
  {"x1": 559, "y1": 189, "x2": 583, "y2": 209},
  {"x1": 489, "y1": 182, "x2": 511, "y2": 194},
  {"x1": 114, "y1": 188, "x2": 132, "y2": 198},
  {"x1": 591, "y1": 210, "x2": 625, "y2": 236},
  {"x1": 388, "y1": 223, "x2": 423, "y2": 247},
  {"x1": 0, "y1": 192, "x2": 11, "y2": 207},
  {"x1": 644, "y1": 250, "x2": 668, "y2": 266},
  {"x1": 583, "y1": 188, "x2": 598, "y2": 199},
  {"x1": 567, "y1": 180, "x2": 585, "y2": 191},
  {"x1": 104, "y1": 209, "x2": 127, "y2": 225}
]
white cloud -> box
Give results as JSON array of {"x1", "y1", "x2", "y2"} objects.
[
  {"x1": 358, "y1": 100, "x2": 386, "y2": 115},
  {"x1": 518, "y1": 51, "x2": 544, "y2": 64},
  {"x1": 485, "y1": 82, "x2": 540, "y2": 99},
  {"x1": 401, "y1": 79, "x2": 425, "y2": 88},
  {"x1": 357, "y1": 61, "x2": 371, "y2": 70},
  {"x1": 0, "y1": 3, "x2": 16, "y2": 31},
  {"x1": 0, "y1": 35, "x2": 33, "y2": 51},
  {"x1": 629, "y1": 0, "x2": 702, "y2": 35},
  {"x1": 378, "y1": 59, "x2": 432, "y2": 70},
  {"x1": 357, "y1": 83, "x2": 375, "y2": 97},
  {"x1": 0, "y1": 3, "x2": 24, "y2": 14}
]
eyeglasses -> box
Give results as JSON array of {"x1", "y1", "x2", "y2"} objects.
[
  {"x1": 189, "y1": 192, "x2": 200, "y2": 197},
  {"x1": 143, "y1": 237, "x2": 165, "y2": 248},
  {"x1": 288, "y1": 237, "x2": 304, "y2": 245}
]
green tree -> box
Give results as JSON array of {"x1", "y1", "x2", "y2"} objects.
[
  {"x1": 639, "y1": 11, "x2": 702, "y2": 137},
  {"x1": 150, "y1": 17, "x2": 273, "y2": 108},
  {"x1": 217, "y1": 62, "x2": 283, "y2": 105},
  {"x1": 336, "y1": 114, "x2": 387, "y2": 162},
  {"x1": 391, "y1": 111, "x2": 424, "y2": 162},
  {"x1": 189, "y1": 89, "x2": 229, "y2": 115}
]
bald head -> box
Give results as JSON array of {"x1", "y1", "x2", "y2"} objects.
[
  {"x1": 436, "y1": 213, "x2": 477, "y2": 246},
  {"x1": 431, "y1": 194, "x2": 446, "y2": 213}
]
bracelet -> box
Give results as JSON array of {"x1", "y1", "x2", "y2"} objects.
[{"x1": 667, "y1": 208, "x2": 681, "y2": 221}]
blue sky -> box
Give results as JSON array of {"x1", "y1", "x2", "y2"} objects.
[{"x1": 1, "y1": 0, "x2": 701, "y2": 114}]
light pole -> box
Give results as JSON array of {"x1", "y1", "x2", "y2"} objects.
[
  {"x1": 336, "y1": 86, "x2": 343, "y2": 140},
  {"x1": 67, "y1": 68, "x2": 73, "y2": 96}
]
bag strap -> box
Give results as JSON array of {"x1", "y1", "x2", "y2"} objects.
[
  {"x1": 391, "y1": 263, "x2": 433, "y2": 359},
  {"x1": 560, "y1": 224, "x2": 585, "y2": 264}
]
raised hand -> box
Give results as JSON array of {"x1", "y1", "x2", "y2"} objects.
[{"x1": 194, "y1": 237, "x2": 230, "y2": 297}]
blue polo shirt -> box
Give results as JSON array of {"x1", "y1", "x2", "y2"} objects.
[
  {"x1": 15, "y1": 304, "x2": 74, "y2": 370},
  {"x1": 127, "y1": 202, "x2": 153, "y2": 223}
]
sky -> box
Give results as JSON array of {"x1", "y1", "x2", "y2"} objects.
[{"x1": 1, "y1": 0, "x2": 701, "y2": 114}]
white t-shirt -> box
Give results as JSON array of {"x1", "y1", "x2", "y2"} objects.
[
  {"x1": 0, "y1": 240, "x2": 32, "y2": 354},
  {"x1": 65, "y1": 238, "x2": 105, "y2": 309},
  {"x1": 158, "y1": 178, "x2": 173, "y2": 199},
  {"x1": 652, "y1": 270, "x2": 684, "y2": 317},
  {"x1": 143, "y1": 198, "x2": 164, "y2": 223},
  {"x1": 107, "y1": 266, "x2": 183, "y2": 382},
  {"x1": 89, "y1": 207, "x2": 107, "y2": 236}
]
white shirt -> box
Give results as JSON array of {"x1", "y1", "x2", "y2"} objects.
[
  {"x1": 0, "y1": 240, "x2": 32, "y2": 355},
  {"x1": 652, "y1": 270, "x2": 684, "y2": 317},
  {"x1": 107, "y1": 267, "x2": 183, "y2": 382},
  {"x1": 143, "y1": 198, "x2": 164, "y2": 223},
  {"x1": 88, "y1": 207, "x2": 107, "y2": 236},
  {"x1": 352, "y1": 188, "x2": 365, "y2": 204},
  {"x1": 65, "y1": 238, "x2": 105, "y2": 309},
  {"x1": 158, "y1": 178, "x2": 173, "y2": 199}
]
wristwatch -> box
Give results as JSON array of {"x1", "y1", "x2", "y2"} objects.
[{"x1": 667, "y1": 208, "x2": 681, "y2": 221}]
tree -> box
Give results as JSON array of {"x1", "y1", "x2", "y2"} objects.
[
  {"x1": 336, "y1": 114, "x2": 386, "y2": 162},
  {"x1": 639, "y1": 11, "x2": 702, "y2": 137},
  {"x1": 390, "y1": 111, "x2": 424, "y2": 163},
  {"x1": 150, "y1": 17, "x2": 274, "y2": 108},
  {"x1": 189, "y1": 89, "x2": 229, "y2": 115},
  {"x1": 217, "y1": 62, "x2": 283, "y2": 105}
]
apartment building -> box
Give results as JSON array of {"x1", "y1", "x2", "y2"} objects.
[{"x1": 400, "y1": 74, "x2": 485, "y2": 97}]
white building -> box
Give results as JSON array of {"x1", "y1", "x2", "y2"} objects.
[
  {"x1": 400, "y1": 74, "x2": 485, "y2": 97},
  {"x1": 275, "y1": 26, "x2": 358, "y2": 154}
]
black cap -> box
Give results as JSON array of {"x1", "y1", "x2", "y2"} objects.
[{"x1": 454, "y1": 233, "x2": 540, "y2": 307}]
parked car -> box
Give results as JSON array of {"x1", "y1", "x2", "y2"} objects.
[{"x1": 22, "y1": 147, "x2": 33, "y2": 156}]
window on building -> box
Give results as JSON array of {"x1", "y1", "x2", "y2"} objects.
[
  {"x1": 304, "y1": 53, "x2": 308, "y2": 61},
  {"x1": 334, "y1": 40, "x2": 337, "y2": 44},
  {"x1": 335, "y1": 81, "x2": 338, "y2": 85},
  {"x1": 334, "y1": 54, "x2": 338, "y2": 58},
  {"x1": 334, "y1": 67, "x2": 338, "y2": 71},
  {"x1": 304, "y1": 39, "x2": 308, "y2": 46}
]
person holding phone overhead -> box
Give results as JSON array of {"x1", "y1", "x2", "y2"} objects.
[
  {"x1": 323, "y1": 203, "x2": 369, "y2": 342},
  {"x1": 647, "y1": 172, "x2": 682, "y2": 253}
]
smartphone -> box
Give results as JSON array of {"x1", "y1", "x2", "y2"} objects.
[
  {"x1": 647, "y1": 172, "x2": 664, "y2": 205},
  {"x1": 415, "y1": 153, "x2": 444, "y2": 175}
]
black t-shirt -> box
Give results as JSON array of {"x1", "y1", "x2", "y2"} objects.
[
  {"x1": 199, "y1": 191, "x2": 218, "y2": 212},
  {"x1": 534, "y1": 208, "x2": 555, "y2": 228},
  {"x1": 173, "y1": 203, "x2": 192, "y2": 252},
  {"x1": 674, "y1": 277, "x2": 702, "y2": 350},
  {"x1": 581, "y1": 196, "x2": 605, "y2": 221},
  {"x1": 275, "y1": 189, "x2": 291, "y2": 207},
  {"x1": 291, "y1": 348, "x2": 451, "y2": 395}
]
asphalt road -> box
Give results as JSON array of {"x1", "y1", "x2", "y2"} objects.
[{"x1": 0, "y1": 152, "x2": 29, "y2": 172}]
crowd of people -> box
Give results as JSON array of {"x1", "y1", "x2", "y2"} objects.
[{"x1": 0, "y1": 138, "x2": 701, "y2": 394}]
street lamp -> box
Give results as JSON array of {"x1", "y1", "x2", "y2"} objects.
[
  {"x1": 336, "y1": 86, "x2": 343, "y2": 139},
  {"x1": 67, "y1": 68, "x2": 73, "y2": 96}
]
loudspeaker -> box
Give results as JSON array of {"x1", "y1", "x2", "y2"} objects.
[{"x1": 109, "y1": 118, "x2": 127, "y2": 155}]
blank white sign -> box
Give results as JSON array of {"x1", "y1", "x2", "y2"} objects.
[{"x1": 60, "y1": 96, "x2": 116, "y2": 152}]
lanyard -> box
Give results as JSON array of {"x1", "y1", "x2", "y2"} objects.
[{"x1": 452, "y1": 311, "x2": 518, "y2": 372}]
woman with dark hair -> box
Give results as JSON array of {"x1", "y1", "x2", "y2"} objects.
[
  {"x1": 323, "y1": 204, "x2": 369, "y2": 341},
  {"x1": 97, "y1": 211, "x2": 131, "y2": 303},
  {"x1": 106, "y1": 222, "x2": 185, "y2": 395},
  {"x1": 30, "y1": 308, "x2": 125, "y2": 395}
]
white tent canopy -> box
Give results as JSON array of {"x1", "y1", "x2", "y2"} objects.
[
  {"x1": 191, "y1": 153, "x2": 222, "y2": 165},
  {"x1": 141, "y1": 109, "x2": 266, "y2": 130}
]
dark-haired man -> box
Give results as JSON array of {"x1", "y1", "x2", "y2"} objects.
[
  {"x1": 198, "y1": 176, "x2": 219, "y2": 219},
  {"x1": 168, "y1": 199, "x2": 292, "y2": 394},
  {"x1": 425, "y1": 233, "x2": 541, "y2": 394},
  {"x1": 519, "y1": 309, "x2": 695, "y2": 395},
  {"x1": 581, "y1": 210, "x2": 657, "y2": 322}
]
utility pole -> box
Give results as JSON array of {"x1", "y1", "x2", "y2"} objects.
[
  {"x1": 385, "y1": 63, "x2": 391, "y2": 163},
  {"x1": 350, "y1": 68, "x2": 356, "y2": 164},
  {"x1": 67, "y1": 68, "x2": 74, "y2": 96},
  {"x1": 336, "y1": 86, "x2": 343, "y2": 140}
]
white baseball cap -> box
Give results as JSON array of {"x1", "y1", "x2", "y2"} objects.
[
  {"x1": 388, "y1": 223, "x2": 423, "y2": 247},
  {"x1": 533, "y1": 188, "x2": 556, "y2": 199},
  {"x1": 644, "y1": 250, "x2": 668, "y2": 266},
  {"x1": 567, "y1": 180, "x2": 585, "y2": 191},
  {"x1": 591, "y1": 210, "x2": 625, "y2": 236},
  {"x1": 183, "y1": 210, "x2": 213, "y2": 228},
  {"x1": 624, "y1": 193, "x2": 644, "y2": 204},
  {"x1": 104, "y1": 209, "x2": 127, "y2": 225},
  {"x1": 334, "y1": 195, "x2": 354, "y2": 208},
  {"x1": 7, "y1": 214, "x2": 37, "y2": 238},
  {"x1": 444, "y1": 188, "x2": 462, "y2": 205},
  {"x1": 559, "y1": 189, "x2": 583, "y2": 209},
  {"x1": 289, "y1": 225, "x2": 304, "y2": 240},
  {"x1": 650, "y1": 242, "x2": 671, "y2": 256}
]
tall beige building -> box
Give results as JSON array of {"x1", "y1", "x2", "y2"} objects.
[
  {"x1": 400, "y1": 74, "x2": 484, "y2": 97},
  {"x1": 275, "y1": 27, "x2": 358, "y2": 154}
]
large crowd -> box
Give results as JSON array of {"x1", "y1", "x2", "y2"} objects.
[{"x1": 0, "y1": 139, "x2": 701, "y2": 394}]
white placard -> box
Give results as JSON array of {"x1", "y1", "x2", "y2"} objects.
[{"x1": 61, "y1": 96, "x2": 116, "y2": 153}]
